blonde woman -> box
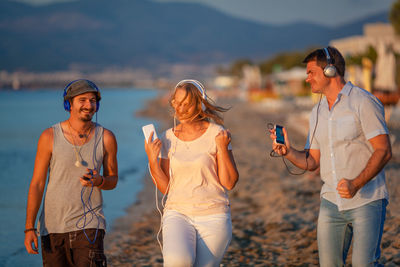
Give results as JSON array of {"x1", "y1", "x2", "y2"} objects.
[{"x1": 144, "y1": 79, "x2": 239, "y2": 267}]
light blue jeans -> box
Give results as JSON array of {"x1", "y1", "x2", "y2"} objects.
[
  {"x1": 317, "y1": 198, "x2": 387, "y2": 267},
  {"x1": 162, "y1": 210, "x2": 232, "y2": 267}
]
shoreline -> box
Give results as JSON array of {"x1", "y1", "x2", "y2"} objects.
[
  {"x1": 105, "y1": 94, "x2": 400, "y2": 266},
  {"x1": 105, "y1": 95, "x2": 170, "y2": 265}
]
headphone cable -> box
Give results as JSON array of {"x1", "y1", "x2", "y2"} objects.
[
  {"x1": 147, "y1": 163, "x2": 170, "y2": 253},
  {"x1": 76, "y1": 112, "x2": 101, "y2": 245},
  {"x1": 76, "y1": 178, "x2": 100, "y2": 245},
  {"x1": 269, "y1": 94, "x2": 322, "y2": 175}
]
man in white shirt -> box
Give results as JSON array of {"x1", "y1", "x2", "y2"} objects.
[{"x1": 271, "y1": 47, "x2": 392, "y2": 266}]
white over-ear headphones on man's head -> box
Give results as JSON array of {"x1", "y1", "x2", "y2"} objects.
[
  {"x1": 323, "y1": 47, "x2": 337, "y2": 78},
  {"x1": 174, "y1": 79, "x2": 207, "y2": 111}
]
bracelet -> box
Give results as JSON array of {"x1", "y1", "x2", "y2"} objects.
[
  {"x1": 98, "y1": 176, "x2": 105, "y2": 188},
  {"x1": 24, "y1": 228, "x2": 37, "y2": 234}
]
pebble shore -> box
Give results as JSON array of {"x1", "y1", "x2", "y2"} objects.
[{"x1": 105, "y1": 94, "x2": 400, "y2": 266}]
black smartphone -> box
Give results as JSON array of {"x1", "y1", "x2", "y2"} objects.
[
  {"x1": 275, "y1": 125, "x2": 285, "y2": 145},
  {"x1": 83, "y1": 169, "x2": 93, "y2": 180}
]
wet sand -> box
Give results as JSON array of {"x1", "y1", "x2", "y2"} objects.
[{"x1": 105, "y1": 93, "x2": 400, "y2": 266}]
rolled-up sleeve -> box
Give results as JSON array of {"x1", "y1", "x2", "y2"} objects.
[{"x1": 359, "y1": 95, "x2": 388, "y2": 140}]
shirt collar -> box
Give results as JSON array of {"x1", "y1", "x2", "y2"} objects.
[
  {"x1": 339, "y1": 81, "x2": 354, "y2": 97},
  {"x1": 321, "y1": 81, "x2": 353, "y2": 110}
]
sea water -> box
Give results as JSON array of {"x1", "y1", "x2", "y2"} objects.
[{"x1": 0, "y1": 88, "x2": 159, "y2": 266}]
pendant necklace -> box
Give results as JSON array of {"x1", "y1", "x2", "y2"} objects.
[
  {"x1": 67, "y1": 120, "x2": 92, "y2": 167},
  {"x1": 68, "y1": 120, "x2": 91, "y2": 138},
  {"x1": 178, "y1": 121, "x2": 206, "y2": 150},
  {"x1": 175, "y1": 125, "x2": 190, "y2": 150}
]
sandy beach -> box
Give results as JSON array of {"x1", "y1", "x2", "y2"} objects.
[{"x1": 105, "y1": 93, "x2": 400, "y2": 266}]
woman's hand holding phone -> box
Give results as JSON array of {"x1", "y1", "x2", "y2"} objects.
[{"x1": 143, "y1": 124, "x2": 161, "y2": 163}]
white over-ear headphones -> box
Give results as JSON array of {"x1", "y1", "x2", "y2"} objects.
[
  {"x1": 174, "y1": 79, "x2": 207, "y2": 111},
  {"x1": 323, "y1": 47, "x2": 337, "y2": 78}
]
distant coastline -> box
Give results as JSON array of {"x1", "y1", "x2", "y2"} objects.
[{"x1": 0, "y1": 69, "x2": 176, "y2": 90}]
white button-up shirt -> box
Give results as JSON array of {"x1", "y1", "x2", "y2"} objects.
[{"x1": 305, "y1": 82, "x2": 389, "y2": 211}]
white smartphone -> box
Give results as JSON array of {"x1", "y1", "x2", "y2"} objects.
[{"x1": 142, "y1": 124, "x2": 158, "y2": 143}]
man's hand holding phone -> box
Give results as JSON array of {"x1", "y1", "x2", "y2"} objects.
[
  {"x1": 269, "y1": 124, "x2": 290, "y2": 156},
  {"x1": 80, "y1": 169, "x2": 102, "y2": 187}
]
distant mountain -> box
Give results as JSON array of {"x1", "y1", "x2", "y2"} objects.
[{"x1": 0, "y1": 0, "x2": 389, "y2": 72}]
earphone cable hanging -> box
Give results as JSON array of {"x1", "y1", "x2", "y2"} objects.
[{"x1": 269, "y1": 94, "x2": 322, "y2": 175}]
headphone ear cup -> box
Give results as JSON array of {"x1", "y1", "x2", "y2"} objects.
[
  {"x1": 323, "y1": 48, "x2": 337, "y2": 78},
  {"x1": 64, "y1": 100, "x2": 70, "y2": 111},
  {"x1": 324, "y1": 65, "x2": 337, "y2": 77},
  {"x1": 96, "y1": 101, "x2": 100, "y2": 112},
  {"x1": 201, "y1": 102, "x2": 206, "y2": 111}
]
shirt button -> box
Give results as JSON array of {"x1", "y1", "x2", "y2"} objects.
[
  {"x1": 332, "y1": 171, "x2": 336, "y2": 174},
  {"x1": 331, "y1": 153, "x2": 334, "y2": 157}
]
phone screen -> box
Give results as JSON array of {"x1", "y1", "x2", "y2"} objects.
[
  {"x1": 142, "y1": 124, "x2": 158, "y2": 143},
  {"x1": 275, "y1": 125, "x2": 285, "y2": 145}
]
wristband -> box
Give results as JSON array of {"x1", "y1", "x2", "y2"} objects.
[
  {"x1": 24, "y1": 228, "x2": 37, "y2": 234},
  {"x1": 98, "y1": 176, "x2": 105, "y2": 188}
]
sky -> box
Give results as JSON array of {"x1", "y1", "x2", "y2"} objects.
[{"x1": 11, "y1": 0, "x2": 396, "y2": 27}]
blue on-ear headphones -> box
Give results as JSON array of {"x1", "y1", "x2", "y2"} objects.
[
  {"x1": 175, "y1": 79, "x2": 207, "y2": 111},
  {"x1": 63, "y1": 79, "x2": 100, "y2": 112}
]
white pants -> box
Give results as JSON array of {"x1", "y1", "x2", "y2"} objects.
[{"x1": 162, "y1": 210, "x2": 232, "y2": 267}]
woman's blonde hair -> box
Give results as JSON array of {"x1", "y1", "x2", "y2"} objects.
[{"x1": 170, "y1": 81, "x2": 229, "y2": 125}]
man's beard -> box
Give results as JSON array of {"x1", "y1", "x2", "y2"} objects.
[
  {"x1": 80, "y1": 109, "x2": 94, "y2": 122},
  {"x1": 81, "y1": 116, "x2": 92, "y2": 122}
]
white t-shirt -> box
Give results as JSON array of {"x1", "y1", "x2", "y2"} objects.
[{"x1": 160, "y1": 122, "x2": 231, "y2": 216}]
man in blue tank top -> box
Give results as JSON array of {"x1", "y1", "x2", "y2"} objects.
[{"x1": 24, "y1": 79, "x2": 118, "y2": 267}]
